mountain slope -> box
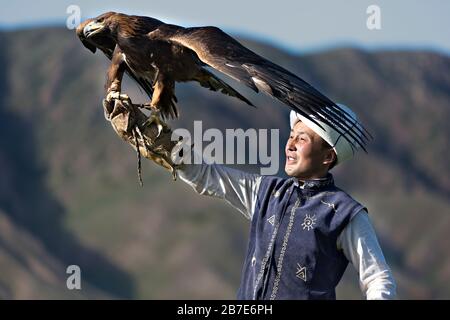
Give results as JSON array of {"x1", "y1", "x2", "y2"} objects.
[{"x1": 0, "y1": 27, "x2": 448, "y2": 299}]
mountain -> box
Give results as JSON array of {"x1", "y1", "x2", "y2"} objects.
[{"x1": 0, "y1": 26, "x2": 449, "y2": 299}]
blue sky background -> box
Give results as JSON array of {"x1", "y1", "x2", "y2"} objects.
[{"x1": 1, "y1": 0, "x2": 449, "y2": 54}]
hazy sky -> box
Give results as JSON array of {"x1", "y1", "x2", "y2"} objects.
[{"x1": 1, "y1": 0, "x2": 449, "y2": 54}]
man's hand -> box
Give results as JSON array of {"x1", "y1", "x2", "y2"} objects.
[{"x1": 102, "y1": 96, "x2": 181, "y2": 184}]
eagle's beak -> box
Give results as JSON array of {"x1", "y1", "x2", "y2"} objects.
[
  {"x1": 83, "y1": 21, "x2": 105, "y2": 38},
  {"x1": 76, "y1": 20, "x2": 97, "y2": 54}
]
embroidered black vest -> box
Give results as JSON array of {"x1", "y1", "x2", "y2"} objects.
[{"x1": 237, "y1": 173, "x2": 365, "y2": 300}]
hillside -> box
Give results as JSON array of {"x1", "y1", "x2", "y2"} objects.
[{"x1": 0, "y1": 27, "x2": 449, "y2": 299}]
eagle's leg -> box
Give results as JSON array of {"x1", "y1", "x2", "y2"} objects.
[
  {"x1": 105, "y1": 46, "x2": 130, "y2": 104},
  {"x1": 140, "y1": 79, "x2": 170, "y2": 138}
]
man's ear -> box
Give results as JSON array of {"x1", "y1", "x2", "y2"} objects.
[{"x1": 322, "y1": 149, "x2": 336, "y2": 166}]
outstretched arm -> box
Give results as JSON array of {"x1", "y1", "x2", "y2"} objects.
[{"x1": 178, "y1": 163, "x2": 262, "y2": 220}]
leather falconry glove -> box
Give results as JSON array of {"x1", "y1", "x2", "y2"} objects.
[{"x1": 102, "y1": 96, "x2": 183, "y2": 185}]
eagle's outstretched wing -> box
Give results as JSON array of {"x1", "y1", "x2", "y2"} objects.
[
  {"x1": 77, "y1": 25, "x2": 154, "y2": 99},
  {"x1": 149, "y1": 25, "x2": 371, "y2": 151}
]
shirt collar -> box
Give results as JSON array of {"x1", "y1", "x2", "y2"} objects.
[{"x1": 291, "y1": 173, "x2": 335, "y2": 190}]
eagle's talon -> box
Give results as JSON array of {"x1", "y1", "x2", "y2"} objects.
[
  {"x1": 106, "y1": 90, "x2": 131, "y2": 105},
  {"x1": 141, "y1": 110, "x2": 166, "y2": 139},
  {"x1": 106, "y1": 90, "x2": 119, "y2": 103}
]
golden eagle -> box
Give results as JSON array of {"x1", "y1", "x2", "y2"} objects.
[{"x1": 76, "y1": 12, "x2": 370, "y2": 150}]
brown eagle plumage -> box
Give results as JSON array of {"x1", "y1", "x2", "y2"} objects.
[{"x1": 76, "y1": 12, "x2": 370, "y2": 151}]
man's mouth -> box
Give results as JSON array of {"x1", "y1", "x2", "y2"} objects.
[{"x1": 286, "y1": 155, "x2": 297, "y2": 164}]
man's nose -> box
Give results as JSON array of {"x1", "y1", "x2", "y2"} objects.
[{"x1": 287, "y1": 140, "x2": 296, "y2": 151}]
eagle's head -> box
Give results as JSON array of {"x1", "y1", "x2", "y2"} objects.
[
  {"x1": 76, "y1": 11, "x2": 119, "y2": 53},
  {"x1": 77, "y1": 12, "x2": 164, "y2": 53}
]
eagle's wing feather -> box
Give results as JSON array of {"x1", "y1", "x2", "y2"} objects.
[{"x1": 150, "y1": 25, "x2": 370, "y2": 151}]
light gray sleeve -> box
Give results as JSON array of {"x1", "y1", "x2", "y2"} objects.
[
  {"x1": 337, "y1": 209, "x2": 397, "y2": 300},
  {"x1": 178, "y1": 163, "x2": 263, "y2": 220}
]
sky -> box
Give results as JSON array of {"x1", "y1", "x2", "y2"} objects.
[{"x1": 0, "y1": 0, "x2": 449, "y2": 54}]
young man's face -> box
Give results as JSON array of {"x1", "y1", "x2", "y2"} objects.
[{"x1": 285, "y1": 120, "x2": 335, "y2": 180}]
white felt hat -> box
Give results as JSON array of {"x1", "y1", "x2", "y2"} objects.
[{"x1": 289, "y1": 104, "x2": 362, "y2": 165}]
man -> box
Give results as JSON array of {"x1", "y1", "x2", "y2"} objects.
[{"x1": 106, "y1": 99, "x2": 396, "y2": 299}]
